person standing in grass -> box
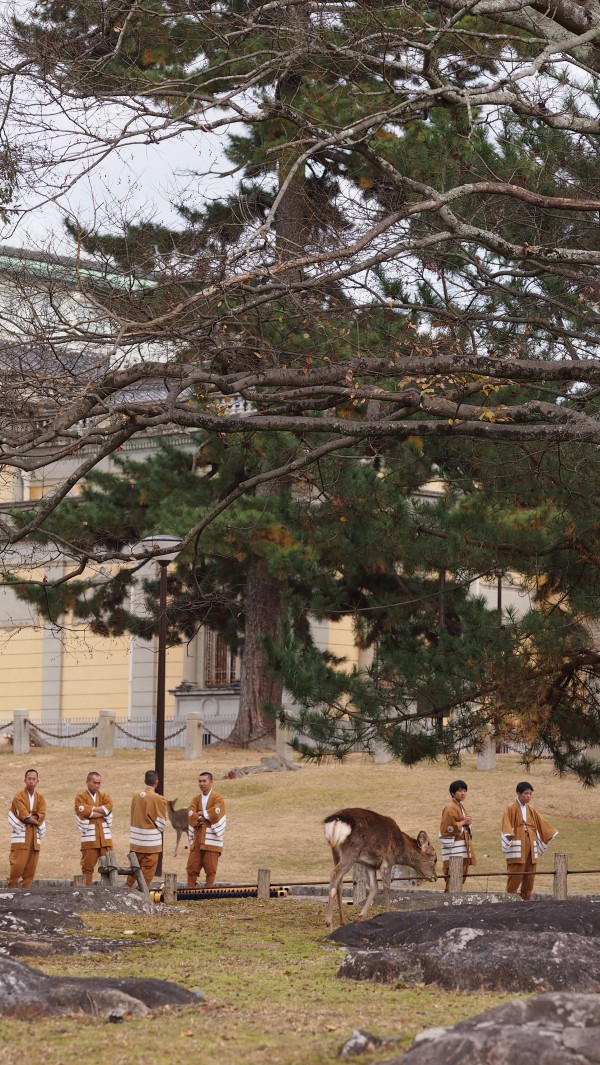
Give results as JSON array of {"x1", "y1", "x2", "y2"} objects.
[
  {"x1": 187, "y1": 771, "x2": 226, "y2": 889},
  {"x1": 439, "y1": 779, "x2": 475, "y2": 892},
  {"x1": 501, "y1": 781, "x2": 558, "y2": 901},
  {"x1": 8, "y1": 768, "x2": 46, "y2": 888},
  {"x1": 126, "y1": 769, "x2": 167, "y2": 889},
  {"x1": 74, "y1": 770, "x2": 113, "y2": 885}
]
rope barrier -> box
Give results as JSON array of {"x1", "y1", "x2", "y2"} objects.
[{"x1": 0, "y1": 721, "x2": 12, "y2": 732}]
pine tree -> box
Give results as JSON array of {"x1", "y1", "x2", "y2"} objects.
[
  {"x1": 8, "y1": 0, "x2": 600, "y2": 770},
  {"x1": 16, "y1": 427, "x2": 600, "y2": 780}
]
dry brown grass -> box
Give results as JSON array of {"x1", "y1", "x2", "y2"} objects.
[{"x1": 0, "y1": 746, "x2": 598, "y2": 891}]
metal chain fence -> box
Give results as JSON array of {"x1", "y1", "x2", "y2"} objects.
[{"x1": 30, "y1": 722, "x2": 98, "y2": 740}]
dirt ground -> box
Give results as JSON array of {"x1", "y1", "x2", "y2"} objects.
[{"x1": 0, "y1": 747, "x2": 599, "y2": 890}]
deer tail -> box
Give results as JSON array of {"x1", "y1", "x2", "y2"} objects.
[{"x1": 323, "y1": 816, "x2": 352, "y2": 850}]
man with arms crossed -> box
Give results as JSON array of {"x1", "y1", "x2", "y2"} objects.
[
  {"x1": 75, "y1": 770, "x2": 113, "y2": 885},
  {"x1": 126, "y1": 769, "x2": 167, "y2": 889},
  {"x1": 187, "y1": 771, "x2": 226, "y2": 889},
  {"x1": 8, "y1": 769, "x2": 46, "y2": 888}
]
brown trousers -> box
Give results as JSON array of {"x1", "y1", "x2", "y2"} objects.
[
  {"x1": 80, "y1": 846, "x2": 110, "y2": 885},
  {"x1": 187, "y1": 841, "x2": 220, "y2": 888},
  {"x1": 126, "y1": 852, "x2": 159, "y2": 889},
  {"x1": 506, "y1": 832, "x2": 536, "y2": 900},
  {"x1": 9, "y1": 844, "x2": 40, "y2": 888}
]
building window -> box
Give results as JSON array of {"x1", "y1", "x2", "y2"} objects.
[{"x1": 204, "y1": 630, "x2": 239, "y2": 687}]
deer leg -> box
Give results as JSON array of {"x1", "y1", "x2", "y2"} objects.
[
  {"x1": 326, "y1": 852, "x2": 354, "y2": 928},
  {"x1": 380, "y1": 861, "x2": 392, "y2": 912},
  {"x1": 357, "y1": 865, "x2": 379, "y2": 919},
  {"x1": 173, "y1": 832, "x2": 180, "y2": 857}
]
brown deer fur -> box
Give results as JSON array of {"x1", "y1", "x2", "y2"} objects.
[
  {"x1": 166, "y1": 799, "x2": 190, "y2": 857},
  {"x1": 323, "y1": 807, "x2": 437, "y2": 927}
]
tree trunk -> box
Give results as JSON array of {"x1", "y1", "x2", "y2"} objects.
[
  {"x1": 229, "y1": 2, "x2": 308, "y2": 748},
  {"x1": 229, "y1": 559, "x2": 282, "y2": 746}
]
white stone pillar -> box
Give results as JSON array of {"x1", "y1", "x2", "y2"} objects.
[
  {"x1": 97, "y1": 709, "x2": 116, "y2": 758},
  {"x1": 13, "y1": 708, "x2": 30, "y2": 754},
  {"x1": 276, "y1": 691, "x2": 298, "y2": 762},
  {"x1": 185, "y1": 712, "x2": 204, "y2": 761},
  {"x1": 477, "y1": 732, "x2": 497, "y2": 770},
  {"x1": 182, "y1": 634, "x2": 199, "y2": 686},
  {"x1": 372, "y1": 741, "x2": 392, "y2": 764}
]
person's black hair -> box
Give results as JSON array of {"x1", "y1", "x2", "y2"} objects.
[
  {"x1": 144, "y1": 770, "x2": 159, "y2": 786},
  {"x1": 449, "y1": 779, "x2": 468, "y2": 795},
  {"x1": 516, "y1": 781, "x2": 533, "y2": 794}
]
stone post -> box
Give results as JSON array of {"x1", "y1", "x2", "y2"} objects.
[
  {"x1": 477, "y1": 732, "x2": 496, "y2": 771},
  {"x1": 372, "y1": 741, "x2": 392, "y2": 764},
  {"x1": 13, "y1": 709, "x2": 30, "y2": 754},
  {"x1": 275, "y1": 718, "x2": 295, "y2": 762},
  {"x1": 97, "y1": 710, "x2": 116, "y2": 758},
  {"x1": 185, "y1": 712, "x2": 204, "y2": 761}
]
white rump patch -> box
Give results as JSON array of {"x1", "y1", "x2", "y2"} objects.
[{"x1": 324, "y1": 819, "x2": 352, "y2": 849}]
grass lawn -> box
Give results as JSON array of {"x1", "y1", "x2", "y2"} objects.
[
  {"x1": 0, "y1": 747, "x2": 597, "y2": 1063},
  {"x1": 3, "y1": 900, "x2": 513, "y2": 1065}
]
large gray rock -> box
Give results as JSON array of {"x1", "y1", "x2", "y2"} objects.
[
  {"x1": 339, "y1": 929, "x2": 600, "y2": 991},
  {"x1": 382, "y1": 993, "x2": 600, "y2": 1065},
  {"x1": 0, "y1": 955, "x2": 201, "y2": 1018},
  {"x1": 1, "y1": 884, "x2": 157, "y2": 916},
  {"x1": 330, "y1": 898, "x2": 600, "y2": 948},
  {"x1": 334, "y1": 899, "x2": 600, "y2": 992},
  {"x1": 0, "y1": 885, "x2": 158, "y2": 957}
]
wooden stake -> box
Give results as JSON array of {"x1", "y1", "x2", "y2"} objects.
[
  {"x1": 553, "y1": 852, "x2": 568, "y2": 901},
  {"x1": 164, "y1": 872, "x2": 178, "y2": 904},
  {"x1": 448, "y1": 855, "x2": 464, "y2": 894},
  {"x1": 352, "y1": 863, "x2": 369, "y2": 907},
  {"x1": 128, "y1": 851, "x2": 151, "y2": 897},
  {"x1": 257, "y1": 868, "x2": 271, "y2": 901}
]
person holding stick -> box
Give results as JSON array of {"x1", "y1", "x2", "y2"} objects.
[{"x1": 126, "y1": 770, "x2": 167, "y2": 889}]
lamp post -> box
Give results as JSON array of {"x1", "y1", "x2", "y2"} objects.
[{"x1": 131, "y1": 535, "x2": 182, "y2": 796}]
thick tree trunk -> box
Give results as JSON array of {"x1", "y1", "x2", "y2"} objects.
[
  {"x1": 229, "y1": 2, "x2": 308, "y2": 749},
  {"x1": 229, "y1": 560, "x2": 283, "y2": 746}
]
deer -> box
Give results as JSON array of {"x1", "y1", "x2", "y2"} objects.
[
  {"x1": 166, "y1": 799, "x2": 190, "y2": 857},
  {"x1": 323, "y1": 807, "x2": 437, "y2": 927}
]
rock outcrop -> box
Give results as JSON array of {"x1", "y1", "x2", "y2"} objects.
[
  {"x1": 382, "y1": 993, "x2": 600, "y2": 1065},
  {"x1": 333, "y1": 898, "x2": 600, "y2": 992},
  {"x1": 0, "y1": 955, "x2": 201, "y2": 1018}
]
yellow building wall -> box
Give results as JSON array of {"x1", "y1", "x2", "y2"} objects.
[
  {"x1": 0, "y1": 470, "x2": 16, "y2": 504},
  {"x1": 61, "y1": 630, "x2": 132, "y2": 717},
  {"x1": 61, "y1": 629, "x2": 184, "y2": 719},
  {"x1": 0, "y1": 626, "x2": 43, "y2": 717},
  {"x1": 326, "y1": 617, "x2": 360, "y2": 668}
]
